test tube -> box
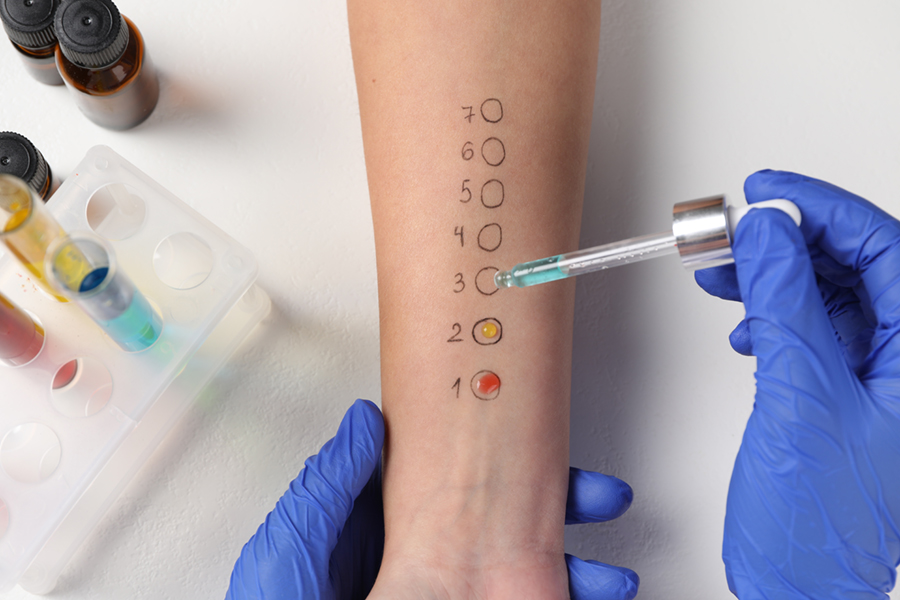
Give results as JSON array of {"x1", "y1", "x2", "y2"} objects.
[
  {"x1": 47, "y1": 234, "x2": 162, "y2": 352},
  {"x1": 0, "y1": 290, "x2": 44, "y2": 367},
  {"x1": 0, "y1": 174, "x2": 68, "y2": 301}
]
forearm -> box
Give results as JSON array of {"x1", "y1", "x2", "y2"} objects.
[{"x1": 349, "y1": 0, "x2": 601, "y2": 587}]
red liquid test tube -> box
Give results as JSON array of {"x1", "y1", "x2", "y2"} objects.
[{"x1": 0, "y1": 291, "x2": 44, "y2": 367}]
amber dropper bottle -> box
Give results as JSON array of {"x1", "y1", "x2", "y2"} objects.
[
  {"x1": 54, "y1": 0, "x2": 158, "y2": 130},
  {"x1": 0, "y1": 132, "x2": 56, "y2": 201},
  {"x1": 0, "y1": 0, "x2": 63, "y2": 85}
]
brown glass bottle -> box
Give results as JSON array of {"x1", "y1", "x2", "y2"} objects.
[
  {"x1": 0, "y1": 132, "x2": 56, "y2": 201},
  {"x1": 54, "y1": 0, "x2": 158, "y2": 130},
  {"x1": 0, "y1": 0, "x2": 63, "y2": 85}
]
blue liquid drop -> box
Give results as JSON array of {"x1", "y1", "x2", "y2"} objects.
[{"x1": 79, "y1": 268, "x2": 108, "y2": 292}]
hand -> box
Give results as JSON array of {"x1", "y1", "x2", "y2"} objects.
[
  {"x1": 695, "y1": 170, "x2": 900, "y2": 598},
  {"x1": 225, "y1": 399, "x2": 639, "y2": 599}
]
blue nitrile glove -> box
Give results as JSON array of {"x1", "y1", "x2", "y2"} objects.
[
  {"x1": 225, "y1": 398, "x2": 639, "y2": 600},
  {"x1": 695, "y1": 170, "x2": 900, "y2": 599}
]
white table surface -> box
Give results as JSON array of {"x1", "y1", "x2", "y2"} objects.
[{"x1": 2, "y1": 1, "x2": 900, "y2": 598}]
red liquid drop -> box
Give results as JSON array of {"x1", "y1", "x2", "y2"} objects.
[
  {"x1": 52, "y1": 359, "x2": 80, "y2": 390},
  {"x1": 476, "y1": 372, "x2": 500, "y2": 395}
]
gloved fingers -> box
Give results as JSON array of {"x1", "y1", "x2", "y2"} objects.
[
  {"x1": 694, "y1": 264, "x2": 742, "y2": 302},
  {"x1": 566, "y1": 467, "x2": 633, "y2": 524},
  {"x1": 226, "y1": 399, "x2": 385, "y2": 599},
  {"x1": 732, "y1": 208, "x2": 859, "y2": 415},
  {"x1": 695, "y1": 266, "x2": 752, "y2": 355},
  {"x1": 284, "y1": 398, "x2": 384, "y2": 546},
  {"x1": 744, "y1": 170, "x2": 900, "y2": 335},
  {"x1": 566, "y1": 554, "x2": 639, "y2": 600},
  {"x1": 818, "y1": 277, "x2": 874, "y2": 372},
  {"x1": 808, "y1": 245, "x2": 862, "y2": 289},
  {"x1": 728, "y1": 319, "x2": 753, "y2": 356}
]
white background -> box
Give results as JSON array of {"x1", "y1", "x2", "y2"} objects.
[{"x1": 2, "y1": 1, "x2": 900, "y2": 598}]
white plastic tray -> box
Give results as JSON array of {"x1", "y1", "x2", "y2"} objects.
[{"x1": 0, "y1": 146, "x2": 269, "y2": 593}]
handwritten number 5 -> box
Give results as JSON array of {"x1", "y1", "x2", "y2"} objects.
[{"x1": 460, "y1": 180, "x2": 472, "y2": 203}]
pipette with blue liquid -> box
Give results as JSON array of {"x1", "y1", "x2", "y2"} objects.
[{"x1": 494, "y1": 195, "x2": 801, "y2": 289}]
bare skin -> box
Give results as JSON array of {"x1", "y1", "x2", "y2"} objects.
[{"x1": 348, "y1": 2, "x2": 602, "y2": 598}]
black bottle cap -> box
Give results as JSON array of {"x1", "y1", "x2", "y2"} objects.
[
  {"x1": 0, "y1": 0, "x2": 58, "y2": 49},
  {"x1": 54, "y1": 0, "x2": 127, "y2": 69},
  {"x1": 0, "y1": 132, "x2": 50, "y2": 197}
]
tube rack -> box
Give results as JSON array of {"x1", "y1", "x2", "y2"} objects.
[{"x1": 0, "y1": 146, "x2": 269, "y2": 593}]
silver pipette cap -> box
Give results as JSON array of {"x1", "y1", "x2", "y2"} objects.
[
  {"x1": 672, "y1": 194, "x2": 801, "y2": 271},
  {"x1": 672, "y1": 194, "x2": 732, "y2": 270}
]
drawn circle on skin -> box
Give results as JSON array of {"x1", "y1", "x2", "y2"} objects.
[
  {"x1": 471, "y1": 370, "x2": 501, "y2": 401},
  {"x1": 472, "y1": 317, "x2": 502, "y2": 345},
  {"x1": 475, "y1": 267, "x2": 499, "y2": 296},
  {"x1": 481, "y1": 137, "x2": 505, "y2": 167},
  {"x1": 481, "y1": 179, "x2": 504, "y2": 209},
  {"x1": 481, "y1": 98, "x2": 503, "y2": 123},
  {"x1": 477, "y1": 223, "x2": 502, "y2": 252}
]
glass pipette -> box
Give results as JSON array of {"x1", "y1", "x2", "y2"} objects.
[{"x1": 494, "y1": 195, "x2": 801, "y2": 289}]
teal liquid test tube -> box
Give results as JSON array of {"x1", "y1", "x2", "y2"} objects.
[{"x1": 47, "y1": 234, "x2": 162, "y2": 352}]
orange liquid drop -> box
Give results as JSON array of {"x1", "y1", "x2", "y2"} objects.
[{"x1": 476, "y1": 372, "x2": 500, "y2": 394}]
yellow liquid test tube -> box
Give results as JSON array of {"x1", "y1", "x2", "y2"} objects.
[{"x1": 0, "y1": 174, "x2": 83, "y2": 302}]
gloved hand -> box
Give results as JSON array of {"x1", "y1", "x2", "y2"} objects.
[
  {"x1": 226, "y1": 398, "x2": 639, "y2": 600},
  {"x1": 695, "y1": 170, "x2": 900, "y2": 599}
]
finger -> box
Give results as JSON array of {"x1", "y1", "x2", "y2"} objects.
[
  {"x1": 744, "y1": 170, "x2": 900, "y2": 341},
  {"x1": 328, "y1": 459, "x2": 384, "y2": 600},
  {"x1": 728, "y1": 320, "x2": 752, "y2": 356},
  {"x1": 282, "y1": 399, "x2": 384, "y2": 543},
  {"x1": 694, "y1": 264, "x2": 742, "y2": 302},
  {"x1": 566, "y1": 467, "x2": 633, "y2": 525},
  {"x1": 818, "y1": 277, "x2": 874, "y2": 372},
  {"x1": 566, "y1": 554, "x2": 639, "y2": 600},
  {"x1": 227, "y1": 399, "x2": 385, "y2": 598},
  {"x1": 732, "y1": 208, "x2": 858, "y2": 417},
  {"x1": 695, "y1": 265, "x2": 752, "y2": 354}
]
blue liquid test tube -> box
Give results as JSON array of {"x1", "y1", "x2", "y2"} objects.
[{"x1": 47, "y1": 234, "x2": 162, "y2": 352}]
